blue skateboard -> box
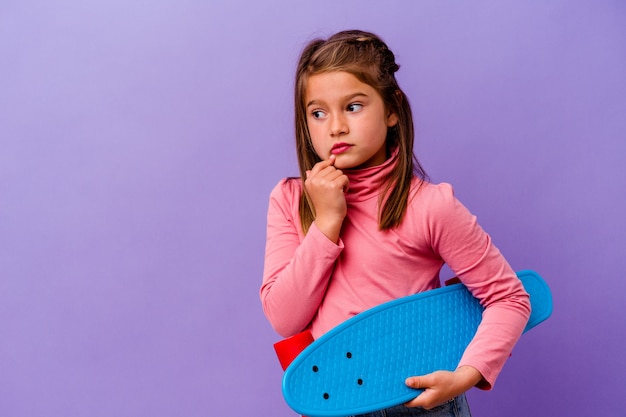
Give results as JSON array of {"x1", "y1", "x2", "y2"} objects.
[{"x1": 281, "y1": 270, "x2": 553, "y2": 417}]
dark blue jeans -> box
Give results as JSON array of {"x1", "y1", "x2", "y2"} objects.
[{"x1": 350, "y1": 394, "x2": 472, "y2": 417}]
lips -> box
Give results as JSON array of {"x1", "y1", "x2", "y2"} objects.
[{"x1": 331, "y1": 143, "x2": 353, "y2": 155}]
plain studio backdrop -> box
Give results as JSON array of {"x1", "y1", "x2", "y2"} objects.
[{"x1": 1, "y1": 1, "x2": 624, "y2": 416}]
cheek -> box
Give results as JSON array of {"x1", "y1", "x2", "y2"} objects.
[{"x1": 369, "y1": 119, "x2": 390, "y2": 144}]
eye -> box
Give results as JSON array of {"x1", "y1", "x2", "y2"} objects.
[
  {"x1": 347, "y1": 103, "x2": 363, "y2": 112},
  {"x1": 311, "y1": 110, "x2": 326, "y2": 119}
]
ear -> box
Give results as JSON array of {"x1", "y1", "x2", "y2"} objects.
[
  {"x1": 387, "y1": 89, "x2": 404, "y2": 127},
  {"x1": 387, "y1": 111, "x2": 399, "y2": 127}
]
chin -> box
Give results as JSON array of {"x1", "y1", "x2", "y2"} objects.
[{"x1": 334, "y1": 159, "x2": 358, "y2": 170}]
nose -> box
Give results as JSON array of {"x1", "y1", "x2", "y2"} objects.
[{"x1": 330, "y1": 114, "x2": 348, "y2": 137}]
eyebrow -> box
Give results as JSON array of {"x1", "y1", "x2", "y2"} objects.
[{"x1": 306, "y1": 92, "x2": 369, "y2": 108}]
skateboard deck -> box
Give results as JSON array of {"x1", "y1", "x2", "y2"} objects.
[{"x1": 281, "y1": 270, "x2": 552, "y2": 417}]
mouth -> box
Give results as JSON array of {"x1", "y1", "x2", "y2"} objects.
[{"x1": 331, "y1": 143, "x2": 353, "y2": 155}]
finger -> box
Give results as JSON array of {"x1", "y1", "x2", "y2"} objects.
[
  {"x1": 338, "y1": 174, "x2": 349, "y2": 193},
  {"x1": 405, "y1": 375, "x2": 431, "y2": 390},
  {"x1": 317, "y1": 153, "x2": 338, "y2": 168},
  {"x1": 311, "y1": 154, "x2": 339, "y2": 174},
  {"x1": 404, "y1": 377, "x2": 434, "y2": 408},
  {"x1": 319, "y1": 169, "x2": 349, "y2": 192},
  {"x1": 309, "y1": 158, "x2": 334, "y2": 176},
  {"x1": 320, "y1": 167, "x2": 345, "y2": 181},
  {"x1": 310, "y1": 168, "x2": 345, "y2": 189},
  {"x1": 404, "y1": 391, "x2": 439, "y2": 410}
]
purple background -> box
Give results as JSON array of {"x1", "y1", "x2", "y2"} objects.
[{"x1": 1, "y1": 1, "x2": 624, "y2": 416}]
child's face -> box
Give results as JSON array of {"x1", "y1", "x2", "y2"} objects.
[{"x1": 304, "y1": 71, "x2": 398, "y2": 170}]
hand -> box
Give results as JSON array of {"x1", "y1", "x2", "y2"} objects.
[
  {"x1": 305, "y1": 155, "x2": 349, "y2": 243},
  {"x1": 404, "y1": 366, "x2": 483, "y2": 410}
]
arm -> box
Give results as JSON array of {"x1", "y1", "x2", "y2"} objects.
[
  {"x1": 261, "y1": 157, "x2": 350, "y2": 337},
  {"x1": 405, "y1": 184, "x2": 531, "y2": 406},
  {"x1": 260, "y1": 181, "x2": 342, "y2": 337}
]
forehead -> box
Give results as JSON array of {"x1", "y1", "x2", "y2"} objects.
[{"x1": 304, "y1": 71, "x2": 378, "y2": 104}]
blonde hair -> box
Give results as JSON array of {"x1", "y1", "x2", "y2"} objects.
[{"x1": 294, "y1": 30, "x2": 427, "y2": 233}]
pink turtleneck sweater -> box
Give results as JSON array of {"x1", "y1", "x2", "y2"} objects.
[{"x1": 260, "y1": 154, "x2": 531, "y2": 389}]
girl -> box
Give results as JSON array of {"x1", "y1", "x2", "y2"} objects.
[{"x1": 261, "y1": 30, "x2": 531, "y2": 417}]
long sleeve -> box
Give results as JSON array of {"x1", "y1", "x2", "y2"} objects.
[
  {"x1": 422, "y1": 183, "x2": 532, "y2": 388},
  {"x1": 260, "y1": 173, "x2": 531, "y2": 389},
  {"x1": 260, "y1": 179, "x2": 343, "y2": 337}
]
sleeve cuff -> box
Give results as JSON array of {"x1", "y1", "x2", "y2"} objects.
[{"x1": 307, "y1": 222, "x2": 345, "y2": 251}]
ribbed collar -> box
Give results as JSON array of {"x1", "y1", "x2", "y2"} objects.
[{"x1": 344, "y1": 149, "x2": 398, "y2": 203}]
